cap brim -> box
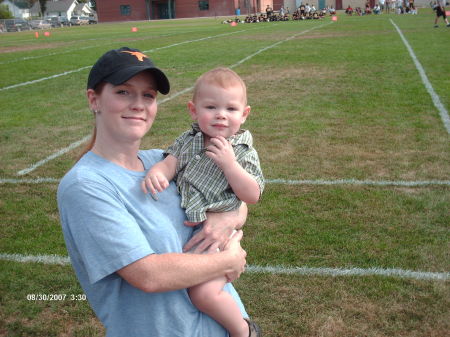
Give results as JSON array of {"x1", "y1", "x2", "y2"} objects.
[{"x1": 104, "y1": 66, "x2": 170, "y2": 95}]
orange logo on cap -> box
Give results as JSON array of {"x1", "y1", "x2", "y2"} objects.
[{"x1": 121, "y1": 51, "x2": 148, "y2": 62}]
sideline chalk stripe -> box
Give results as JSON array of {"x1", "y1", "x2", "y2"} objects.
[
  {"x1": 2, "y1": 177, "x2": 450, "y2": 186},
  {"x1": 0, "y1": 177, "x2": 60, "y2": 184},
  {"x1": 0, "y1": 31, "x2": 201, "y2": 65},
  {"x1": 231, "y1": 21, "x2": 332, "y2": 68},
  {"x1": 265, "y1": 178, "x2": 450, "y2": 187},
  {"x1": 0, "y1": 253, "x2": 70, "y2": 266},
  {"x1": 0, "y1": 66, "x2": 92, "y2": 92},
  {"x1": 247, "y1": 265, "x2": 450, "y2": 281},
  {"x1": 390, "y1": 19, "x2": 450, "y2": 135},
  {"x1": 0, "y1": 26, "x2": 265, "y2": 91},
  {"x1": 16, "y1": 135, "x2": 91, "y2": 176},
  {"x1": 1, "y1": 253, "x2": 448, "y2": 281},
  {"x1": 14, "y1": 24, "x2": 329, "y2": 176}
]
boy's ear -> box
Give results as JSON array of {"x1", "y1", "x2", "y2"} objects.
[
  {"x1": 241, "y1": 105, "x2": 251, "y2": 123},
  {"x1": 187, "y1": 101, "x2": 197, "y2": 120}
]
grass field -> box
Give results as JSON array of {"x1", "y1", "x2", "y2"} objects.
[{"x1": 1, "y1": 9, "x2": 449, "y2": 337}]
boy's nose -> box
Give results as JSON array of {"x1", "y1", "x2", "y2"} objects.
[{"x1": 215, "y1": 109, "x2": 226, "y2": 118}]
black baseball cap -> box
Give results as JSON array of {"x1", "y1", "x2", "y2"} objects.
[{"x1": 87, "y1": 47, "x2": 170, "y2": 95}]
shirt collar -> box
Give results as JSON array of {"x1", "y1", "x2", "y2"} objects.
[{"x1": 190, "y1": 123, "x2": 252, "y2": 146}]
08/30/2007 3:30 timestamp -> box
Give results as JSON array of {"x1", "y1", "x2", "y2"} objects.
[{"x1": 26, "y1": 294, "x2": 87, "y2": 301}]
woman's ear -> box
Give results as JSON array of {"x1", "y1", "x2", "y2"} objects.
[
  {"x1": 86, "y1": 89, "x2": 99, "y2": 112},
  {"x1": 187, "y1": 101, "x2": 197, "y2": 120}
]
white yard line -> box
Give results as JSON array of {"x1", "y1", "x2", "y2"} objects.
[
  {"x1": 0, "y1": 66, "x2": 92, "y2": 91},
  {"x1": 1, "y1": 253, "x2": 448, "y2": 281},
  {"x1": 14, "y1": 23, "x2": 330, "y2": 176},
  {"x1": 247, "y1": 265, "x2": 449, "y2": 281},
  {"x1": 0, "y1": 26, "x2": 262, "y2": 92},
  {"x1": 390, "y1": 19, "x2": 450, "y2": 135},
  {"x1": 0, "y1": 177, "x2": 60, "y2": 184},
  {"x1": 0, "y1": 31, "x2": 197, "y2": 65},
  {"x1": 16, "y1": 135, "x2": 91, "y2": 176},
  {"x1": 2, "y1": 177, "x2": 450, "y2": 187},
  {"x1": 265, "y1": 178, "x2": 450, "y2": 187}
]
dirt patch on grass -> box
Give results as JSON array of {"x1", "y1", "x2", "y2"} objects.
[{"x1": 0, "y1": 42, "x2": 72, "y2": 54}]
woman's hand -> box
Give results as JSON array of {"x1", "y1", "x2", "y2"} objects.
[
  {"x1": 183, "y1": 204, "x2": 248, "y2": 253},
  {"x1": 221, "y1": 230, "x2": 247, "y2": 282}
]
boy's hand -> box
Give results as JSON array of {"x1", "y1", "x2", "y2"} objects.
[
  {"x1": 205, "y1": 136, "x2": 236, "y2": 171},
  {"x1": 141, "y1": 171, "x2": 170, "y2": 198}
]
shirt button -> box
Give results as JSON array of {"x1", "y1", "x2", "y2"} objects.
[{"x1": 195, "y1": 155, "x2": 201, "y2": 160}]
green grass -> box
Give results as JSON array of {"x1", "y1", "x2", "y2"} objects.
[{"x1": 1, "y1": 10, "x2": 449, "y2": 336}]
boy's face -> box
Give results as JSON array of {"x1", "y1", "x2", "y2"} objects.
[{"x1": 188, "y1": 83, "x2": 250, "y2": 141}]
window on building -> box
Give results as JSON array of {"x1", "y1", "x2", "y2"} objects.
[
  {"x1": 120, "y1": 5, "x2": 131, "y2": 16},
  {"x1": 198, "y1": 1, "x2": 209, "y2": 10}
]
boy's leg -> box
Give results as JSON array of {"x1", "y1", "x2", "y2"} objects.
[{"x1": 189, "y1": 277, "x2": 249, "y2": 337}]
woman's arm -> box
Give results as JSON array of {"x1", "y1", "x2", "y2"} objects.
[
  {"x1": 183, "y1": 203, "x2": 248, "y2": 253},
  {"x1": 117, "y1": 230, "x2": 246, "y2": 292}
]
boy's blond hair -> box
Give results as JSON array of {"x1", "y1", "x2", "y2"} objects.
[{"x1": 192, "y1": 67, "x2": 247, "y2": 105}]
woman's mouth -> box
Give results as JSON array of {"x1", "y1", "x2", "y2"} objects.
[{"x1": 122, "y1": 116, "x2": 146, "y2": 122}]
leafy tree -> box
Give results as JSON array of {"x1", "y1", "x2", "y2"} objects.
[{"x1": 0, "y1": 4, "x2": 13, "y2": 19}]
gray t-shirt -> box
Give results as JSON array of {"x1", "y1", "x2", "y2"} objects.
[{"x1": 57, "y1": 150, "x2": 247, "y2": 337}]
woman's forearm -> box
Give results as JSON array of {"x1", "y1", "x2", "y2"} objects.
[{"x1": 118, "y1": 247, "x2": 243, "y2": 293}]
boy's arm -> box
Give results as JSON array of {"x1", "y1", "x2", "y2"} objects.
[
  {"x1": 206, "y1": 137, "x2": 261, "y2": 204},
  {"x1": 222, "y1": 161, "x2": 261, "y2": 204},
  {"x1": 141, "y1": 154, "x2": 178, "y2": 196}
]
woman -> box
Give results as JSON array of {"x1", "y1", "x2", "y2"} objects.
[{"x1": 57, "y1": 47, "x2": 260, "y2": 337}]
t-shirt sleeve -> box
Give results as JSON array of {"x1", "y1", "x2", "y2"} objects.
[
  {"x1": 164, "y1": 131, "x2": 189, "y2": 159},
  {"x1": 59, "y1": 178, "x2": 154, "y2": 284}
]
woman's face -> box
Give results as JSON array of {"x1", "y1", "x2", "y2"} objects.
[{"x1": 88, "y1": 71, "x2": 158, "y2": 146}]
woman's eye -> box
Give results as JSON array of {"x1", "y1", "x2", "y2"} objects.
[
  {"x1": 144, "y1": 93, "x2": 155, "y2": 99},
  {"x1": 116, "y1": 90, "x2": 128, "y2": 95}
]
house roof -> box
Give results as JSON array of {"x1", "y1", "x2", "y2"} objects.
[
  {"x1": 31, "y1": 0, "x2": 78, "y2": 13},
  {"x1": 47, "y1": 0, "x2": 77, "y2": 12},
  {"x1": 12, "y1": 1, "x2": 31, "y2": 10},
  {"x1": 74, "y1": 2, "x2": 92, "y2": 13}
]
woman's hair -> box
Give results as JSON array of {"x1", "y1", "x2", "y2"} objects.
[
  {"x1": 192, "y1": 67, "x2": 247, "y2": 105},
  {"x1": 77, "y1": 82, "x2": 106, "y2": 161}
]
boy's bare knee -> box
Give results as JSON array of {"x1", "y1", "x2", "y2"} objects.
[{"x1": 189, "y1": 285, "x2": 220, "y2": 310}]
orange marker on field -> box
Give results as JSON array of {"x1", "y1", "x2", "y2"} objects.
[
  {"x1": 35, "y1": 31, "x2": 39, "y2": 38},
  {"x1": 44, "y1": 31, "x2": 50, "y2": 37},
  {"x1": 332, "y1": 16, "x2": 338, "y2": 21},
  {"x1": 131, "y1": 27, "x2": 138, "y2": 32}
]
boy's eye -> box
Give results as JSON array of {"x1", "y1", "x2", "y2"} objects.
[
  {"x1": 206, "y1": 105, "x2": 216, "y2": 110},
  {"x1": 116, "y1": 89, "x2": 128, "y2": 95},
  {"x1": 144, "y1": 93, "x2": 155, "y2": 99}
]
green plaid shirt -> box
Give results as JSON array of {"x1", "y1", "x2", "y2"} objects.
[{"x1": 165, "y1": 123, "x2": 265, "y2": 222}]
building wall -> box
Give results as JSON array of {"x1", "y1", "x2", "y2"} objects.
[
  {"x1": 97, "y1": 0, "x2": 149, "y2": 22},
  {"x1": 96, "y1": 0, "x2": 432, "y2": 22},
  {"x1": 176, "y1": 0, "x2": 236, "y2": 18}
]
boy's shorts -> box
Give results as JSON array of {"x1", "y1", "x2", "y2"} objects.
[
  {"x1": 189, "y1": 226, "x2": 237, "y2": 253},
  {"x1": 436, "y1": 7, "x2": 446, "y2": 18}
]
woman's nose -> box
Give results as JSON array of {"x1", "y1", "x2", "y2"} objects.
[{"x1": 132, "y1": 96, "x2": 145, "y2": 111}]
